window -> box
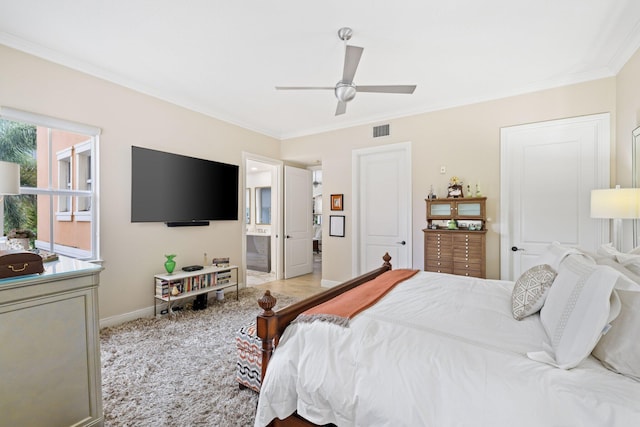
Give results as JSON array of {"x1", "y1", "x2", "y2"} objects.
[
  {"x1": 0, "y1": 107, "x2": 101, "y2": 260},
  {"x1": 56, "y1": 147, "x2": 72, "y2": 221},
  {"x1": 74, "y1": 140, "x2": 92, "y2": 221}
]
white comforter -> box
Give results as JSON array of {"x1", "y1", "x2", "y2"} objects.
[{"x1": 254, "y1": 271, "x2": 640, "y2": 427}]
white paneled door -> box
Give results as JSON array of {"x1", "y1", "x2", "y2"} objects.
[
  {"x1": 284, "y1": 165, "x2": 313, "y2": 278},
  {"x1": 500, "y1": 113, "x2": 610, "y2": 280},
  {"x1": 353, "y1": 142, "x2": 412, "y2": 275}
]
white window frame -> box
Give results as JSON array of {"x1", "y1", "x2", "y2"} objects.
[
  {"x1": 56, "y1": 147, "x2": 73, "y2": 221},
  {"x1": 74, "y1": 140, "x2": 92, "y2": 221},
  {"x1": 0, "y1": 106, "x2": 102, "y2": 261}
]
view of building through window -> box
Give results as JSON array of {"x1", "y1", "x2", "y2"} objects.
[{"x1": 0, "y1": 116, "x2": 98, "y2": 260}]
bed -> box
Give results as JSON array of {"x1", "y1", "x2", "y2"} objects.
[{"x1": 253, "y1": 247, "x2": 640, "y2": 427}]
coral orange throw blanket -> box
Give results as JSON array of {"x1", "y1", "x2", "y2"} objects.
[{"x1": 295, "y1": 269, "x2": 419, "y2": 327}]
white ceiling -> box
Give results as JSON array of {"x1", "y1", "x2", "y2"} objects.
[{"x1": 2, "y1": 1, "x2": 640, "y2": 140}]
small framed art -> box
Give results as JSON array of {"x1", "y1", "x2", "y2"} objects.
[
  {"x1": 329, "y1": 215, "x2": 345, "y2": 237},
  {"x1": 330, "y1": 194, "x2": 343, "y2": 211}
]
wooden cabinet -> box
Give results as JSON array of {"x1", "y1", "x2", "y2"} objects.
[
  {"x1": 423, "y1": 197, "x2": 487, "y2": 278},
  {"x1": 247, "y1": 234, "x2": 271, "y2": 272},
  {"x1": 425, "y1": 197, "x2": 486, "y2": 222}
]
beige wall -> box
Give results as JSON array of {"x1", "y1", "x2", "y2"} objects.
[
  {"x1": 2, "y1": 41, "x2": 639, "y2": 321},
  {"x1": 0, "y1": 45, "x2": 281, "y2": 321},
  {"x1": 282, "y1": 78, "x2": 617, "y2": 281}
]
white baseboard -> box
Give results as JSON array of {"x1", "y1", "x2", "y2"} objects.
[
  {"x1": 321, "y1": 279, "x2": 341, "y2": 288},
  {"x1": 100, "y1": 306, "x2": 155, "y2": 328}
]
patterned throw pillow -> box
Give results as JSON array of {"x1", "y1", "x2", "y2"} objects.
[{"x1": 512, "y1": 264, "x2": 557, "y2": 320}]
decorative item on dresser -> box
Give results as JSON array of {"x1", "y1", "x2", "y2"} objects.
[{"x1": 423, "y1": 197, "x2": 487, "y2": 278}]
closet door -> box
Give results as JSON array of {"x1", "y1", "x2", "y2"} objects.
[{"x1": 500, "y1": 113, "x2": 610, "y2": 280}]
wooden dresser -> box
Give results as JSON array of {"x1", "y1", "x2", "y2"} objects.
[{"x1": 423, "y1": 197, "x2": 487, "y2": 278}]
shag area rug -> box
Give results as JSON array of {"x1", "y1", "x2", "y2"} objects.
[{"x1": 100, "y1": 287, "x2": 298, "y2": 426}]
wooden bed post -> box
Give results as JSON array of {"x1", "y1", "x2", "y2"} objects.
[
  {"x1": 257, "y1": 290, "x2": 278, "y2": 383},
  {"x1": 382, "y1": 252, "x2": 392, "y2": 270}
]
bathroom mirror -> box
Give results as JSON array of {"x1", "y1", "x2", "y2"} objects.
[
  {"x1": 633, "y1": 126, "x2": 640, "y2": 247},
  {"x1": 255, "y1": 186, "x2": 271, "y2": 225},
  {"x1": 245, "y1": 188, "x2": 251, "y2": 224}
]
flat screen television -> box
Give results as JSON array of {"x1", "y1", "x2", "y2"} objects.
[{"x1": 131, "y1": 146, "x2": 239, "y2": 225}]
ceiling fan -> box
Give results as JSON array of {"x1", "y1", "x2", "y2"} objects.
[{"x1": 276, "y1": 27, "x2": 417, "y2": 116}]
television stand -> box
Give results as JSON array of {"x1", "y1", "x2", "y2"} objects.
[{"x1": 154, "y1": 265, "x2": 238, "y2": 317}]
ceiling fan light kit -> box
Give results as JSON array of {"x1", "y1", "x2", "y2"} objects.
[{"x1": 276, "y1": 27, "x2": 416, "y2": 116}]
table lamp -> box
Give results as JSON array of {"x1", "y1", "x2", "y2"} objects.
[
  {"x1": 0, "y1": 160, "x2": 21, "y2": 239},
  {"x1": 591, "y1": 185, "x2": 640, "y2": 251},
  {"x1": 0, "y1": 160, "x2": 20, "y2": 195}
]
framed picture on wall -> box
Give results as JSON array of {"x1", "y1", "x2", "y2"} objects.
[
  {"x1": 330, "y1": 194, "x2": 343, "y2": 211},
  {"x1": 329, "y1": 215, "x2": 345, "y2": 237}
]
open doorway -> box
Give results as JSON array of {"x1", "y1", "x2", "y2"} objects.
[
  {"x1": 244, "y1": 156, "x2": 281, "y2": 286},
  {"x1": 310, "y1": 167, "x2": 323, "y2": 276}
]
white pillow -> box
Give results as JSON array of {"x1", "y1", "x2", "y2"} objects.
[
  {"x1": 616, "y1": 253, "x2": 640, "y2": 276},
  {"x1": 527, "y1": 254, "x2": 621, "y2": 369},
  {"x1": 592, "y1": 286, "x2": 640, "y2": 381},
  {"x1": 511, "y1": 264, "x2": 557, "y2": 320},
  {"x1": 593, "y1": 256, "x2": 640, "y2": 288},
  {"x1": 596, "y1": 243, "x2": 640, "y2": 276},
  {"x1": 534, "y1": 241, "x2": 582, "y2": 271},
  {"x1": 597, "y1": 242, "x2": 620, "y2": 259}
]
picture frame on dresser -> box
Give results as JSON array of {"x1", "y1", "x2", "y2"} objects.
[{"x1": 447, "y1": 184, "x2": 463, "y2": 198}]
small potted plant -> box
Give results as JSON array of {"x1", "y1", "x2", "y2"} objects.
[{"x1": 7, "y1": 228, "x2": 35, "y2": 250}]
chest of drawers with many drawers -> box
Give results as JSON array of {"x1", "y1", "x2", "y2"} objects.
[
  {"x1": 423, "y1": 197, "x2": 487, "y2": 278},
  {"x1": 424, "y1": 230, "x2": 486, "y2": 278}
]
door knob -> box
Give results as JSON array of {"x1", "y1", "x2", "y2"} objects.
[
  {"x1": 396, "y1": 240, "x2": 406, "y2": 245},
  {"x1": 511, "y1": 246, "x2": 524, "y2": 252},
  {"x1": 286, "y1": 235, "x2": 291, "y2": 239}
]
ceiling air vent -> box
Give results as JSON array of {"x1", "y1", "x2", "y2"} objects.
[{"x1": 373, "y1": 124, "x2": 390, "y2": 138}]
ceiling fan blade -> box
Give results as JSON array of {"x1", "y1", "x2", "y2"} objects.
[
  {"x1": 342, "y1": 45, "x2": 364, "y2": 84},
  {"x1": 356, "y1": 85, "x2": 417, "y2": 94},
  {"x1": 275, "y1": 86, "x2": 334, "y2": 90},
  {"x1": 335, "y1": 101, "x2": 347, "y2": 116}
]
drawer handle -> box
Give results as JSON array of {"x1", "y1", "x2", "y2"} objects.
[{"x1": 8, "y1": 263, "x2": 28, "y2": 272}]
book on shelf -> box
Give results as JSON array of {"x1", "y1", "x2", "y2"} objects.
[{"x1": 212, "y1": 257, "x2": 230, "y2": 267}]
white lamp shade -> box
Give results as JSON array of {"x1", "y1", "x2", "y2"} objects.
[
  {"x1": 0, "y1": 161, "x2": 20, "y2": 195},
  {"x1": 591, "y1": 188, "x2": 640, "y2": 219}
]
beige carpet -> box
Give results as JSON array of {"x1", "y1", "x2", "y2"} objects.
[{"x1": 100, "y1": 287, "x2": 298, "y2": 426}]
